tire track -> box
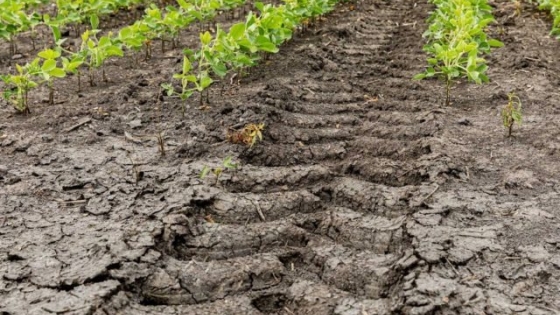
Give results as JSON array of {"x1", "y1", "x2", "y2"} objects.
[{"x1": 127, "y1": 0, "x2": 448, "y2": 314}]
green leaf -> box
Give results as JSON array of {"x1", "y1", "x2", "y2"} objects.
[
  {"x1": 180, "y1": 90, "x2": 193, "y2": 100},
  {"x1": 87, "y1": 39, "x2": 95, "y2": 50},
  {"x1": 255, "y1": 1, "x2": 265, "y2": 11},
  {"x1": 200, "y1": 166, "x2": 211, "y2": 179},
  {"x1": 487, "y1": 39, "x2": 504, "y2": 48},
  {"x1": 38, "y1": 49, "x2": 60, "y2": 60},
  {"x1": 200, "y1": 31, "x2": 212, "y2": 45},
  {"x1": 50, "y1": 24, "x2": 61, "y2": 42},
  {"x1": 229, "y1": 23, "x2": 245, "y2": 40},
  {"x1": 182, "y1": 57, "x2": 191, "y2": 74},
  {"x1": 98, "y1": 36, "x2": 111, "y2": 48},
  {"x1": 255, "y1": 36, "x2": 278, "y2": 53},
  {"x1": 65, "y1": 60, "x2": 82, "y2": 72},
  {"x1": 211, "y1": 62, "x2": 228, "y2": 77},
  {"x1": 427, "y1": 58, "x2": 438, "y2": 65},
  {"x1": 200, "y1": 75, "x2": 213, "y2": 89},
  {"x1": 42, "y1": 59, "x2": 57, "y2": 72},
  {"x1": 119, "y1": 26, "x2": 132, "y2": 39},
  {"x1": 413, "y1": 73, "x2": 426, "y2": 80},
  {"x1": 426, "y1": 67, "x2": 435, "y2": 77},
  {"x1": 82, "y1": 30, "x2": 90, "y2": 42},
  {"x1": 512, "y1": 112, "x2": 522, "y2": 122},
  {"x1": 161, "y1": 83, "x2": 174, "y2": 96},
  {"x1": 105, "y1": 46, "x2": 124, "y2": 57},
  {"x1": 469, "y1": 71, "x2": 480, "y2": 83},
  {"x1": 49, "y1": 68, "x2": 66, "y2": 78},
  {"x1": 223, "y1": 156, "x2": 238, "y2": 169},
  {"x1": 90, "y1": 14, "x2": 99, "y2": 30},
  {"x1": 176, "y1": 0, "x2": 189, "y2": 9}
]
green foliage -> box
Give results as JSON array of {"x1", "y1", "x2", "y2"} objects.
[
  {"x1": 78, "y1": 22, "x2": 123, "y2": 85},
  {"x1": 538, "y1": 0, "x2": 560, "y2": 37},
  {"x1": 1, "y1": 61, "x2": 41, "y2": 113},
  {"x1": 414, "y1": 0, "x2": 503, "y2": 105},
  {"x1": 0, "y1": 0, "x2": 141, "y2": 54},
  {"x1": 1, "y1": 0, "x2": 255, "y2": 113},
  {"x1": 200, "y1": 156, "x2": 239, "y2": 184},
  {"x1": 502, "y1": 92, "x2": 522, "y2": 137},
  {"x1": 164, "y1": 0, "x2": 338, "y2": 115},
  {"x1": 37, "y1": 49, "x2": 66, "y2": 105},
  {"x1": 54, "y1": 0, "x2": 143, "y2": 27},
  {"x1": 0, "y1": 0, "x2": 44, "y2": 53},
  {"x1": 1, "y1": 0, "x2": 341, "y2": 115}
]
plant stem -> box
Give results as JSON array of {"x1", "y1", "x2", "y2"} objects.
[
  {"x1": 24, "y1": 86, "x2": 30, "y2": 114},
  {"x1": 31, "y1": 32, "x2": 36, "y2": 50},
  {"x1": 9, "y1": 39, "x2": 16, "y2": 55},
  {"x1": 445, "y1": 78, "x2": 451, "y2": 106},
  {"x1": 48, "y1": 81, "x2": 54, "y2": 105},
  {"x1": 77, "y1": 70, "x2": 82, "y2": 92},
  {"x1": 89, "y1": 68, "x2": 95, "y2": 86}
]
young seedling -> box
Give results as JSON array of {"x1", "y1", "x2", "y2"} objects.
[
  {"x1": 156, "y1": 130, "x2": 166, "y2": 156},
  {"x1": 79, "y1": 16, "x2": 124, "y2": 85},
  {"x1": 61, "y1": 55, "x2": 85, "y2": 92},
  {"x1": 37, "y1": 49, "x2": 66, "y2": 105},
  {"x1": 117, "y1": 24, "x2": 147, "y2": 64},
  {"x1": 502, "y1": 92, "x2": 522, "y2": 137},
  {"x1": 161, "y1": 56, "x2": 196, "y2": 117},
  {"x1": 226, "y1": 123, "x2": 265, "y2": 148},
  {"x1": 200, "y1": 156, "x2": 238, "y2": 185},
  {"x1": 162, "y1": 42, "x2": 214, "y2": 116},
  {"x1": 1, "y1": 60, "x2": 41, "y2": 114}
]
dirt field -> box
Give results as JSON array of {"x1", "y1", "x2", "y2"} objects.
[{"x1": 2, "y1": 0, "x2": 560, "y2": 314}]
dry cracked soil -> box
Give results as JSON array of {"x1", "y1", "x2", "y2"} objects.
[{"x1": 2, "y1": 0, "x2": 560, "y2": 314}]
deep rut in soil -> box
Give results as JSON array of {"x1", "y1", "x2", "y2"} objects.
[{"x1": 123, "y1": 0, "x2": 449, "y2": 313}]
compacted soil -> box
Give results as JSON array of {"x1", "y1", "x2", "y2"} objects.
[{"x1": 2, "y1": 0, "x2": 560, "y2": 314}]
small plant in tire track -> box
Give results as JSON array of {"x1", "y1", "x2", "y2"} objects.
[
  {"x1": 414, "y1": 0, "x2": 503, "y2": 105},
  {"x1": 200, "y1": 156, "x2": 238, "y2": 185},
  {"x1": 227, "y1": 123, "x2": 265, "y2": 148},
  {"x1": 502, "y1": 92, "x2": 522, "y2": 137}
]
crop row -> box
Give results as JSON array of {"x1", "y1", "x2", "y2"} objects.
[
  {"x1": 162, "y1": 0, "x2": 340, "y2": 114},
  {"x1": 0, "y1": 0, "x2": 249, "y2": 113},
  {"x1": 0, "y1": 0, "x2": 144, "y2": 54},
  {"x1": 0, "y1": 0, "x2": 337, "y2": 114},
  {"x1": 119, "y1": 0, "x2": 251, "y2": 60},
  {"x1": 1, "y1": 0, "x2": 46, "y2": 53},
  {"x1": 539, "y1": 0, "x2": 560, "y2": 37},
  {"x1": 414, "y1": 0, "x2": 503, "y2": 105}
]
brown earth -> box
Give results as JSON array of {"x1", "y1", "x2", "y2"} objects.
[{"x1": 1, "y1": 0, "x2": 560, "y2": 314}]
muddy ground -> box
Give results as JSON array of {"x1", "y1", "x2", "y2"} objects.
[{"x1": 1, "y1": 0, "x2": 560, "y2": 314}]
